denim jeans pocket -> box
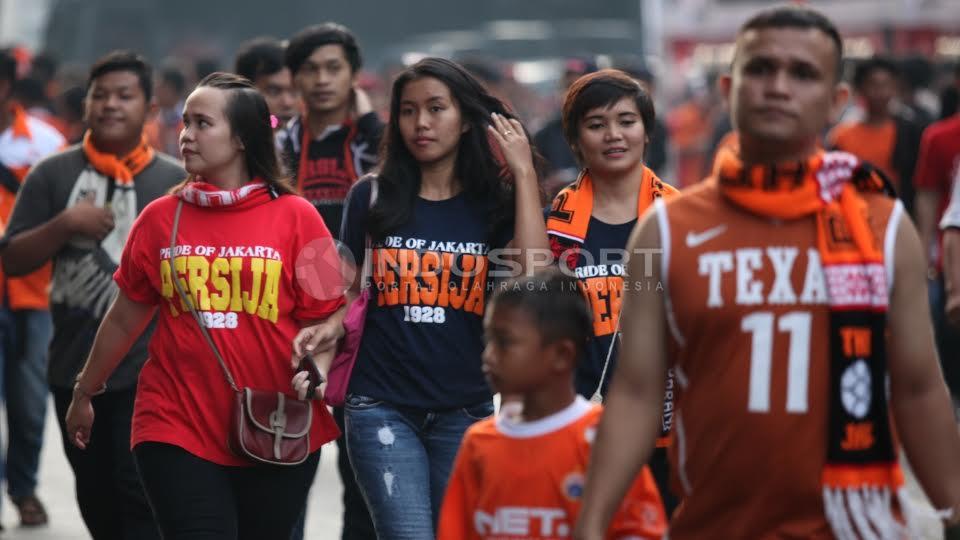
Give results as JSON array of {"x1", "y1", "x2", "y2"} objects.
[
  {"x1": 344, "y1": 394, "x2": 384, "y2": 410},
  {"x1": 461, "y1": 400, "x2": 495, "y2": 421}
]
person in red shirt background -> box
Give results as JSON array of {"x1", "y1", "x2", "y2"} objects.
[
  {"x1": 942, "y1": 169, "x2": 960, "y2": 329},
  {"x1": 914, "y1": 70, "x2": 960, "y2": 403},
  {"x1": 64, "y1": 72, "x2": 346, "y2": 539}
]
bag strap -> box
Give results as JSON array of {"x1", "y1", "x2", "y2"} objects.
[
  {"x1": 359, "y1": 179, "x2": 378, "y2": 288},
  {"x1": 168, "y1": 200, "x2": 240, "y2": 392},
  {"x1": 590, "y1": 310, "x2": 621, "y2": 404}
]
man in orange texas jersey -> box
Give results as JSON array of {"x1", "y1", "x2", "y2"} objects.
[
  {"x1": 438, "y1": 270, "x2": 665, "y2": 540},
  {"x1": 577, "y1": 5, "x2": 960, "y2": 540}
]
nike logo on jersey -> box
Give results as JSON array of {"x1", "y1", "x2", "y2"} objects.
[{"x1": 686, "y1": 225, "x2": 728, "y2": 248}]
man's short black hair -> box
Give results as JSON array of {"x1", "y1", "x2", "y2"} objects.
[
  {"x1": 738, "y1": 5, "x2": 844, "y2": 78},
  {"x1": 234, "y1": 37, "x2": 286, "y2": 83},
  {"x1": 87, "y1": 50, "x2": 153, "y2": 101},
  {"x1": 853, "y1": 56, "x2": 900, "y2": 90},
  {"x1": 285, "y1": 23, "x2": 361, "y2": 75},
  {"x1": 0, "y1": 49, "x2": 17, "y2": 85},
  {"x1": 60, "y1": 86, "x2": 86, "y2": 121},
  {"x1": 458, "y1": 57, "x2": 504, "y2": 86},
  {"x1": 160, "y1": 66, "x2": 187, "y2": 95},
  {"x1": 491, "y1": 269, "x2": 593, "y2": 359},
  {"x1": 193, "y1": 58, "x2": 219, "y2": 82},
  {"x1": 13, "y1": 77, "x2": 47, "y2": 107},
  {"x1": 29, "y1": 52, "x2": 58, "y2": 82}
]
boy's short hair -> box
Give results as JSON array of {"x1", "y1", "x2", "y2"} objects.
[
  {"x1": 736, "y1": 5, "x2": 843, "y2": 79},
  {"x1": 87, "y1": 50, "x2": 153, "y2": 101},
  {"x1": 492, "y1": 269, "x2": 593, "y2": 359},
  {"x1": 285, "y1": 23, "x2": 361, "y2": 75},
  {"x1": 853, "y1": 56, "x2": 899, "y2": 90},
  {"x1": 234, "y1": 37, "x2": 285, "y2": 83}
]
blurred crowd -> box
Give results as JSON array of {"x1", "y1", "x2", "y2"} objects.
[
  {"x1": 1, "y1": 17, "x2": 960, "y2": 538},
  {"x1": 3, "y1": 43, "x2": 960, "y2": 201}
]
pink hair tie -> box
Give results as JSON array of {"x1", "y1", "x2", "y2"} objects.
[{"x1": 270, "y1": 115, "x2": 279, "y2": 129}]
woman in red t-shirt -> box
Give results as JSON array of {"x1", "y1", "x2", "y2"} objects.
[{"x1": 65, "y1": 72, "x2": 345, "y2": 539}]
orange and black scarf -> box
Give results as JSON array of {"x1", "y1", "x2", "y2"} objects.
[
  {"x1": 546, "y1": 166, "x2": 675, "y2": 263},
  {"x1": 547, "y1": 167, "x2": 678, "y2": 446},
  {"x1": 714, "y1": 149, "x2": 908, "y2": 539}
]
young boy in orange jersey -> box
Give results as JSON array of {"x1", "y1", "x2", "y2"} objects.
[{"x1": 437, "y1": 270, "x2": 666, "y2": 540}]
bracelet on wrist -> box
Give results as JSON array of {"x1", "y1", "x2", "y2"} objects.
[{"x1": 73, "y1": 378, "x2": 107, "y2": 399}]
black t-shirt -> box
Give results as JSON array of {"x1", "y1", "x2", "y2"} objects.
[
  {"x1": 278, "y1": 112, "x2": 383, "y2": 233},
  {"x1": 553, "y1": 213, "x2": 636, "y2": 398},
  {"x1": 341, "y1": 178, "x2": 511, "y2": 409},
  {"x1": 4, "y1": 146, "x2": 184, "y2": 389}
]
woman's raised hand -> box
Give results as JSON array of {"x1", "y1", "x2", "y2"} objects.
[{"x1": 488, "y1": 112, "x2": 535, "y2": 182}]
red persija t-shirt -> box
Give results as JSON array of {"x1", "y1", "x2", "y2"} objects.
[{"x1": 114, "y1": 182, "x2": 344, "y2": 466}]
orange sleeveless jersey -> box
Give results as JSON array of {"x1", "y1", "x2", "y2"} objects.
[
  {"x1": 438, "y1": 398, "x2": 666, "y2": 540},
  {"x1": 655, "y1": 181, "x2": 900, "y2": 539}
]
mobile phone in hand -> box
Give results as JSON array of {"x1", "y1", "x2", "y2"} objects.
[{"x1": 297, "y1": 356, "x2": 325, "y2": 398}]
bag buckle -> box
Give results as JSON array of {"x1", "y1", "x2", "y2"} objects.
[{"x1": 269, "y1": 393, "x2": 287, "y2": 459}]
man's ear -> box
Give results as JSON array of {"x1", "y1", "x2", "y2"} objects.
[
  {"x1": 551, "y1": 338, "x2": 579, "y2": 372},
  {"x1": 829, "y1": 82, "x2": 851, "y2": 125}
]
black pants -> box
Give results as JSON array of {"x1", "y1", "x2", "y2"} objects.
[
  {"x1": 334, "y1": 406, "x2": 377, "y2": 540},
  {"x1": 134, "y1": 441, "x2": 320, "y2": 540},
  {"x1": 53, "y1": 387, "x2": 160, "y2": 540},
  {"x1": 649, "y1": 446, "x2": 679, "y2": 518},
  {"x1": 931, "y1": 276, "x2": 960, "y2": 397}
]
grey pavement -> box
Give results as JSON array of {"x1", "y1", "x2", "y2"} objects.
[{"x1": 0, "y1": 397, "x2": 345, "y2": 539}]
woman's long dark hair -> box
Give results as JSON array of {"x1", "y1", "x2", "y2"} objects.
[
  {"x1": 171, "y1": 72, "x2": 295, "y2": 195},
  {"x1": 368, "y1": 58, "x2": 539, "y2": 241}
]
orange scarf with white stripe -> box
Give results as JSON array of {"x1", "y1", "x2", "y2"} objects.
[
  {"x1": 714, "y1": 149, "x2": 908, "y2": 540},
  {"x1": 82, "y1": 131, "x2": 154, "y2": 184}
]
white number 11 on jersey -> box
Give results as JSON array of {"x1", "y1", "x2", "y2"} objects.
[{"x1": 742, "y1": 311, "x2": 812, "y2": 414}]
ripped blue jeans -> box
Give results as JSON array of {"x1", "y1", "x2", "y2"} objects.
[{"x1": 344, "y1": 394, "x2": 494, "y2": 540}]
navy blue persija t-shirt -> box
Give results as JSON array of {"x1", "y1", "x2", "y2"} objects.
[{"x1": 340, "y1": 178, "x2": 511, "y2": 409}]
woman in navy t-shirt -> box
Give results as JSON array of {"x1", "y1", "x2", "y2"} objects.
[{"x1": 339, "y1": 58, "x2": 547, "y2": 538}]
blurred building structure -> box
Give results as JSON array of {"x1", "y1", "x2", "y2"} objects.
[{"x1": 661, "y1": 0, "x2": 960, "y2": 72}]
